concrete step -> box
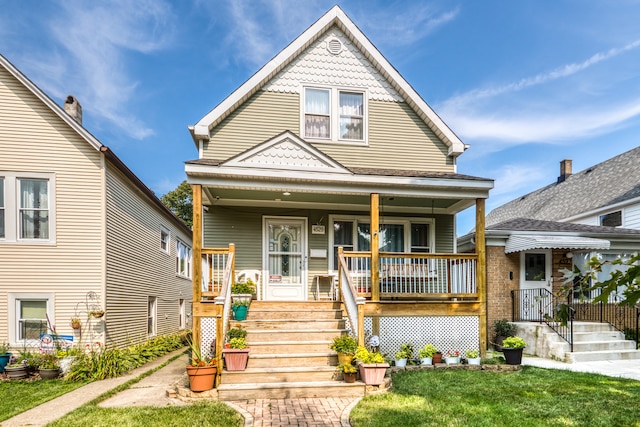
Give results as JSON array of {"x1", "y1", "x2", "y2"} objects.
[
  {"x1": 570, "y1": 322, "x2": 624, "y2": 333},
  {"x1": 572, "y1": 331, "x2": 625, "y2": 342},
  {"x1": 246, "y1": 352, "x2": 338, "y2": 368},
  {"x1": 217, "y1": 380, "x2": 365, "y2": 400},
  {"x1": 246, "y1": 329, "x2": 346, "y2": 342},
  {"x1": 221, "y1": 366, "x2": 338, "y2": 384},
  {"x1": 571, "y1": 340, "x2": 637, "y2": 352},
  {"x1": 566, "y1": 349, "x2": 640, "y2": 363},
  {"x1": 250, "y1": 340, "x2": 332, "y2": 355}
]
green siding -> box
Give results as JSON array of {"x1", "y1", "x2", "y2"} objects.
[{"x1": 204, "y1": 90, "x2": 454, "y2": 172}]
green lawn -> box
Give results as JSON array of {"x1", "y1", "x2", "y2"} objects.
[
  {"x1": 350, "y1": 367, "x2": 640, "y2": 427},
  {"x1": 0, "y1": 379, "x2": 89, "y2": 422},
  {"x1": 48, "y1": 402, "x2": 243, "y2": 427}
]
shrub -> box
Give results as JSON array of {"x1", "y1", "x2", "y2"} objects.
[
  {"x1": 329, "y1": 335, "x2": 357, "y2": 355},
  {"x1": 502, "y1": 336, "x2": 526, "y2": 349},
  {"x1": 418, "y1": 344, "x2": 437, "y2": 358},
  {"x1": 493, "y1": 319, "x2": 518, "y2": 337}
]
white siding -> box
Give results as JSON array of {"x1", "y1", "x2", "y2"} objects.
[
  {"x1": 104, "y1": 164, "x2": 192, "y2": 348},
  {"x1": 0, "y1": 65, "x2": 103, "y2": 346},
  {"x1": 623, "y1": 203, "x2": 640, "y2": 229}
]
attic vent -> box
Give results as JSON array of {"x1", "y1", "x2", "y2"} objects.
[{"x1": 327, "y1": 38, "x2": 343, "y2": 55}]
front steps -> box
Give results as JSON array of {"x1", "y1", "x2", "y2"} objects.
[
  {"x1": 216, "y1": 301, "x2": 368, "y2": 401},
  {"x1": 516, "y1": 321, "x2": 640, "y2": 363}
]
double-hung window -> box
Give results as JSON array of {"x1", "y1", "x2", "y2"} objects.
[
  {"x1": 160, "y1": 226, "x2": 170, "y2": 253},
  {"x1": 9, "y1": 292, "x2": 54, "y2": 345},
  {"x1": 176, "y1": 240, "x2": 192, "y2": 278},
  {"x1": 303, "y1": 87, "x2": 365, "y2": 143},
  {"x1": 0, "y1": 172, "x2": 55, "y2": 243}
]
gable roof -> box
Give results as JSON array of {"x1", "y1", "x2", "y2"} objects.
[
  {"x1": 0, "y1": 53, "x2": 191, "y2": 235},
  {"x1": 189, "y1": 5, "x2": 467, "y2": 158},
  {"x1": 486, "y1": 146, "x2": 640, "y2": 226}
]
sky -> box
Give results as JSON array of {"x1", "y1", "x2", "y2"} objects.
[{"x1": 1, "y1": 0, "x2": 640, "y2": 236}]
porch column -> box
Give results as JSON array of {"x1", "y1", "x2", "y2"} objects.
[
  {"x1": 370, "y1": 193, "x2": 380, "y2": 302},
  {"x1": 192, "y1": 184, "x2": 203, "y2": 359},
  {"x1": 476, "y1": 198, "x2": 487, "y2": 355}
]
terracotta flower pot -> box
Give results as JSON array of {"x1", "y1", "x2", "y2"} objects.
[
  {"x1": 343, "y1": 372, "x2": 357, "y2": 383},
  {"x1": 358, "y1": 363, "x2": 389, "y2": 385},
  {"x1": 223, "y1": 348, "x2": 250, "y2": 371},
  {"x1": 186, "y1": 365, "x2": 217, "y2": 391},
  {"x1": 432, "y1": 353, "x2": 443, "y2": 364}
]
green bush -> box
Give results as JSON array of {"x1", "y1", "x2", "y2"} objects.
[
  {"x1": 231, "y1": 280, "x2": 256, "y2": 294},
  {"x1": 502, "y1": 336, "x2": 526, "y2": 349},
  {"x1": 330, "y1": 335, "x2": 358, "y2": 354},
  {"x1": 493, "y1": 319, "x2": 518, "y2": 337}
]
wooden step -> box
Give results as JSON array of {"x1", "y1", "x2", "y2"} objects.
[
  {"x1": 217, "y1": 381, "x2": 365, "y2": 400},
  {"x1": 247, "y1": 308, "x2": 343, "y2": 321},
  {"x1": 246, "y1": 352, "x2": 338, "y2": 368},
  {"x1": 246, "y1": 329, "x2": 346, "y2": 342},
  {"x1": 221, "y1": 366, "x2": 338, "y2": 384},
  {"x1": 240, "y1": 319, "x2": 345, "y2": 330},
  {"x1": 250, "y1": 340, "x2": 333, "y2": 355}
]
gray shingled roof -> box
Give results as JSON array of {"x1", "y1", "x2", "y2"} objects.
[
  {"x1": 488, "y1": 218, "x2": 640, "y2": 235},
  {"x1": 486, "y1": 146, "x2": 640, "y2": 226}
]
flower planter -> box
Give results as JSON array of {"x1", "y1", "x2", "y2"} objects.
[
  {"x1": 503, "y1": 348, "x2": 524, "y2": 365},
  {"x1": 420, "y1": 357, "x2": 432, "y2": 365},
  {"x1": 186, "y1": 365, "x2": 217, "y2": 391},
  {"x1": 432, "y1": 353, "x2": 443, "y2": 364},
  {"x1": 0, "y1": 353, "x2": 11, "y2": 373},
  {"x1": 467, "y1": 357, "x2": 481, "y2": 366},
  {"x1": 5, "y1": 365, "x2": 28, "y2": 380},
  {"x1": 39, "y1": 368, "x2": 60, "y2": 379},
  {"x1": 223, "y1": 348, "x2": 250, "y2": 371},
  {"x1": 343, "y1": 372, "x2": 357, "y2": 383},
  {"x1": 445, "y1": 356, "x2": 460, "y2": 365},
  {"x1": 233, "y1": 305, "x2": 248, "y2": 321},
  {"x1": 358, "y1": 363, "x2": 389, "y2": 385},
  {"x1": 337, "y1": 353, "x2": 354, "y2": 365},
  {"x1": 394, "y1": 358, "x2": 407, "y2": 367}
]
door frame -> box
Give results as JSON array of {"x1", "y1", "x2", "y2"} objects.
[
  {"x1": 519, "y1": 249, "x2": 553, "y2": 320},
  {"x1": 262, "y1": 216, "x2": 308, "y2": 301}
]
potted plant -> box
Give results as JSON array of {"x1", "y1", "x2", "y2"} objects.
[
  {"x1": 502, "y1": 336, "x2": 526, "y2": 365},
  {"x1": 36, "y1": 353, "x2": 61, "y2": 379},
  {"x1": 329, "y1": 335, "x2": 358, "y2": 365},
  {"x1": 232, "y1": 299, "x2": 251, "y2": 321},
  {"x1": 71, "y1": 317, "x2": 82, "y2": 330},
  {"x1": 432, "y1": 350, "x2": 443, "y2": 364},
  {"x1": 4, "y1": 357, "x2": 28, "y2": 380},
  {"x1": 394, "y1": 342, "x2": 414, "y2": 367},
  {"x1": 186, "y1": 337, "x2": 217, "y2": 392},
  {"x1": 418, "y1": 343, "x2": 437, "y2": 365},
  {"x1": 0, "y1": 341, "x2": 11, "y2": 373},
  {"x1": 465, "y1": 349, "x2": 481, "y2": 365},
  {"x1": 223, "y1": 325, "x2": 250, "y2": 371},
  {"x1": 354, "y1": 346, "x2": 389, "y2": 385},
  {"x1": 445, "y1": 349, "x2": 460, "y2": 365},
  {"x1": 493, "y1": 319, "x2": 518, "y2": 351},
  {"x1": 89, "y1": 309, "x2": 105, "y2": 319},
  {"x1": 337, "y1": 363, "x2": 358, "y2": 383},
  {"x1": 231, "y1": 280, "x2": 256, "y2": 304}
]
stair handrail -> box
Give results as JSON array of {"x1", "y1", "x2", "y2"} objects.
[
  {"x1": 214, "y1": 250, "x2": 235, "y2": 371},
  {"x1": 337, "y1": 247, "x2": 366, "y2": 346}
]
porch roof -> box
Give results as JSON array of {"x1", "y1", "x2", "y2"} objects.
[{"x1": 505, "y1": 234, "x2": 610, "y2": 254}]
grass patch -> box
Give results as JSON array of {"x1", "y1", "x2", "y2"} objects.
[
  {"x1": 350, "y1": 367, "x2": 640, "y2": 427},
  {"x1": 0, "y1": 379, "x2": 89, "y2": 422},
  {"x1": 47, "y1": 402, "x2": 243, "y2": 427}
]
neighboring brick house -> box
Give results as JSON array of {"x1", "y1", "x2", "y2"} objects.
[{"x1": 461, "y1": 150, "x2": 640, "y2": 349}]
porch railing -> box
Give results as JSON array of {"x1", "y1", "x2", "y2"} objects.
[
  {"x1": 510, "y1": 288, "x2": 573, "y2": 352},
  {"x1": 337, "y1": 248, "x2": 365, "y2": 346},
  {"x1": 201, "y1": 248, "x2": 233, "y2": 299},
  {"x1": 213, "y1": 250, "x2": 235, "y2": 384},
  {"x1": 341, "y1": 251, "x2": 478, "y2": 299}
]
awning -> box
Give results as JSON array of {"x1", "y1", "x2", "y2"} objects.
[{"x1": 504, "y1": 235, "x2": 610, "y2": 254}]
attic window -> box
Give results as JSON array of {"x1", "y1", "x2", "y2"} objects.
[
  {"x1": 327, "y1": 38, "x2": 343, "y2": 55},
  {"x1": 600, "y1": 210, "x2": 622, "y2": 227}
]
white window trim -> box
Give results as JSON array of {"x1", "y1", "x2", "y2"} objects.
[
  {"x1": 301, "y1": 85, "x2": 368, "y2": 145},
  {"x1": 599, "y1": 210, "x2": 623, "y2": 227},
  {"x1": 160, "y1": 226, "x2": 170, "y2": 254},
  {"x1": 8, "y1": 292, "x2": 55, "y2": 347},
  {"x1": 176, "y1": 239, "x2": 192, "y2": 279},
  {"x1": 148, "y1": 296, "x2": 157, "y2": 337},
  {"x1": 328, "y1": 214, "x2": 435, "y2": 272},
  {"x1": 0, "y1": 172, "x2": 56, "y2": 244},
  {"x1": 179, "y1": 299, "x2": 186, "y2": 330}
]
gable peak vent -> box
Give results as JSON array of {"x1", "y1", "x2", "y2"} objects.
[{"x1": 327, "y1": 38, "x2": 343, "y2": 55}]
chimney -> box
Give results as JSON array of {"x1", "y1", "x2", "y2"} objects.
[
  {"x1": 558, "y1": 159, "x2": 572, "y2": 183},
  {"x1": 64, "y1": 95, "x2": 82, "y2": 125}
]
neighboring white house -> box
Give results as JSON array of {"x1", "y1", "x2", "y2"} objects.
[{"x1": 0, "y1": 53, "x2": 193, "y2": 350}]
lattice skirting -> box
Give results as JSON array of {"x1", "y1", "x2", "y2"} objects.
[
  {"x1": 364, "y1": 316, "x2": 480, "y2": 357},
  {"x1": 201, "y1": 317, "x2": 217, "y2": 359}
]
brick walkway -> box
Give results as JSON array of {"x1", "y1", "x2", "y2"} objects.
[{"x1": 228, "y1": 397, "x2": 359, "y2": 426}]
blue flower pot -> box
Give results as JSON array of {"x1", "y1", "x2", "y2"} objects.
[{"x1": 0, "y1": 353, "x2": 11, "y2": 373}]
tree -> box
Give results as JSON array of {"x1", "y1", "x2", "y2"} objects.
[{"x1": 161, "y1": 180, "x2": 193, "y2": 228}]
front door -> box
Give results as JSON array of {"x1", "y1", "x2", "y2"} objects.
[
  {"x1": 519, "y1": 250, "x2": 553, "y2": 320},
  {"x1": 263, "y1": 217, "x2": 307, "y2": 300}
]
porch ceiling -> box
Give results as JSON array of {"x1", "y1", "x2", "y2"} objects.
[{"x1": 203, "y1": 187, "x2": 470, "y2": 214}]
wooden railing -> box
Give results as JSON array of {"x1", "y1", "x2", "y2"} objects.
[
  {"x1": 341, "y1": 251, "x2": 478, "y2": 300},
  {"x1": 337, "y1": 248, "x2": 366, "y2": 346},
  {"x1": 201, "y1": 248, "x2": 234, "y2": 300}
]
